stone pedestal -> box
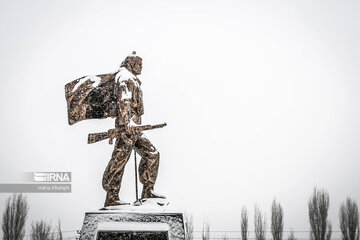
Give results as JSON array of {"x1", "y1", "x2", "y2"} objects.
[{"x1": 79, "y1": 205, "x2": 185, "y2": 240}]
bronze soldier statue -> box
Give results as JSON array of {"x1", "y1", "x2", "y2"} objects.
[{"x1": 65, "y1": 52, "x2": 166, "y2": 207}]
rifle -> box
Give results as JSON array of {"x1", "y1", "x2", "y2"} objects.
[{"x1": 87, "y1": 123, "x2": 167, "y2": 144}]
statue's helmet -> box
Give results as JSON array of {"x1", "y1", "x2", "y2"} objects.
[{"x1": 121, "y1": 51, "x2": 143, "y2": 75}]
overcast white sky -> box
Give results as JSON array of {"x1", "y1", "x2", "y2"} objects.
[{"x1": 0, "y1": 0, "x2": 360, "y2": 239}]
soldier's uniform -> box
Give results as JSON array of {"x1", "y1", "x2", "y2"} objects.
[
  {"x1": 65, "y1": 52, "x2": 163, "y2": 207},
  {"x1": 102, "y1": 63, "x2": 161, "y2": 207}
]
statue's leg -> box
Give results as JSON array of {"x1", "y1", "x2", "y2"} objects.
[
  {"x1": 135, "y1": 135, "x2": 164, "y2": 199},
  {"x1": 102, "y1": 139, "x2": 132, "y2": 207}
]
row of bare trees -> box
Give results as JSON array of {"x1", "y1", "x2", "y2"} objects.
[
  {"x1": 308, "y1": 188, "x2": 359, "y2": 240},
  {"x1": 1, "y1": 194, "x2": 63, "y2": 240},
  {"x1": 239, "y1": 200, "x2": 283, "y2": 240},
  {"x1": 1, "y1": 190, "x2": 358, "y2": 240},
  {"x1": 185, "y1": 188, "x2": 359, "y2": 240}
]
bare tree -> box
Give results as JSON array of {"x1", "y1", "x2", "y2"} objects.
[
  {"x1": 30, "y1": 220, "x2": 54, "y2": 240},
  {"x1": 1, "y1": 193, "x2": 29, "y2": 240},
  {"x1": 202, "y1": 221, "x2": 210, "y2": 240},
  {"x1": 288, "y1": 228, "x2": 297, "y2": 240},
  {"x1": 339, "y1": 197, "x2": 359, "y2": 240},
  {"x1": 271, "y1": 199, "x2": 284, "y2": 240},
  {"x1": 55, "y1": 219, "x2": 62, "y2": 240},
  {"x1": 254, "y1": 205, "x2": 267, "y2": 240},
  {"x1": 327, "y1": 223, "x2": 333, "y2": 240},
  {"x1": 308, "y1": 188, "x2": 332, "y2": 240},
  {"x1": 185, "y1": 213, "x2": 194, "y2": 240},
  {"x1": 241, "y1": 207, "x2": 249, "y2": 240},
  {"x1": 221, "y1": 234, "x2": 228, "y2": 240}
]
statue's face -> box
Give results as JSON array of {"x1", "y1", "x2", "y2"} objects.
[{"x1": 132, "y1": 59, "x2": 142, "y2": 75}]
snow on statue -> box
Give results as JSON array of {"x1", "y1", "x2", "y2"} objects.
[{"x1": 65, "y1": 51, "x2": 167, "y2": 208}]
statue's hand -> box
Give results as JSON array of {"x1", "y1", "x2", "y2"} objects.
[
  {"x1": 107, "y1": 128, "x2": 120, "y2": 145},
  {"x1": 125, "y1": 125, "x2": 137, "y2": 135},
  {"x1": 121, "y1": 132, "x2": 133, "y2": 146},
  {"x1": 109, "y1": 125, "x2": 139, "y2": 146}
]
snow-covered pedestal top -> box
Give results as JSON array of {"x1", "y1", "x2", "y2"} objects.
[
  {"x1": 90, "y1": 198, "x2": 178, "y2": 214},
  {"x1": 79, "y1": 200, "x2": 185, "y2": 240}
]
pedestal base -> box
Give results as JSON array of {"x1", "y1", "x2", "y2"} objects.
[{"x1": 79, "y1": 210, "x2": 185, "y2": 240}]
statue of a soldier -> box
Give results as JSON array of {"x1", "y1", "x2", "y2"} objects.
[{"x1": 65, "y1": 52, "x2": 166, "y2": 208}]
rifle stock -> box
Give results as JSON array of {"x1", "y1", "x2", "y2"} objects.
[{"x1": 88, "y1": 132, "x2": 110, "y2": 144}]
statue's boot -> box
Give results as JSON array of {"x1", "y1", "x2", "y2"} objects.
[
  {"x1": 104, "y1": 191, "x2": 130, "y2": 207},
  {"x1": 141, "y1": 185, "x2": 166, "y2": 199}
]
